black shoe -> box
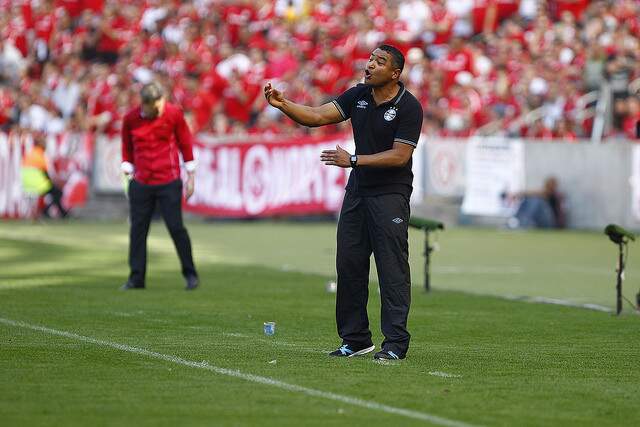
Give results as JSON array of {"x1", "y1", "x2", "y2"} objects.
[
  {"x1": 185, "y1": 275, "x2": 199, "y2": 291},
  {"x1": 328, "y1": 343, "x2": 375, "y2": 357},
  {"x1": 373, "y1": 349, "x2": 404, "y2": 360},
  {"x1": 121, "y1": 281, "x2": 145, "y2": 290}
]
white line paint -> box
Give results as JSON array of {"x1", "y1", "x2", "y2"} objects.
[
  {"x1": 434, "y1": 266, "x2": 524, "y2": 275},
  {"x1": 0, "y1": 317, "x2": 477, "y2": 427},
  {"x1": 110, "y1": 311, "x2": 135, "y2": 317},
  {"x1": 503, "y1": 295, "x2": 613, "y2": 313},
  {"x1": 148, "y1": 318, "x2": 170, "y2": 324},
  {"x1": 429, "y1": 371, "x2": 462, "y2": 379},
  {"x1": 434, "y1": 264, "x2": 615, "y2": 276},
  {"x1": 222, "y1": 332, "x2": 251, "y2": 338}
]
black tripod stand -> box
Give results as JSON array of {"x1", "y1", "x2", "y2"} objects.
[
  {"x1": 604, "y1": 224, "x2": 636, "y2": 315},
  {"x1": 409, "y1": 217, "x2": 444, "y2": 292},
  {"x1": 615, "y1": 240, "x2": 626, "y2": 315}
]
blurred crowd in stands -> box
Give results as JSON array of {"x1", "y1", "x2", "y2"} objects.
[{"x1": 1, "y1": 0, "x2": 640, "y2": 140}]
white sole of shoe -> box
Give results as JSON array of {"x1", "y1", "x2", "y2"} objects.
[{"x1": 347, "y1": 345, "x2": 375, "y2": 357}]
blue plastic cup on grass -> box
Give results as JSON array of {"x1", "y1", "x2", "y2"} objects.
[{"x1": 263, "y1": 322, "x2": 276, "y2": 336}]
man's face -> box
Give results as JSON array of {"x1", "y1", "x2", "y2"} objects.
[
  {"x1": 364, "y1": 48, "x2": 400, "y2": 87},
  {"x1": 141, "y1": 97, "x2": 164, "y2": 119}
]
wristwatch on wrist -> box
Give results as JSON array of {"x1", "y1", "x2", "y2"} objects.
[{"x1": 349, "y1": 154, "x2": 358, "y2": 168}]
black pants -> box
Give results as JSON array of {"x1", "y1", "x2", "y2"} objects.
[
  {"x1": 43, "y1": 185, "x2": 68, "y2": 218},
  {"x1": 128, "y1": 179, "x2": 197, "y2": 286},
  {"x1": 336, "y1": 191, "x2": 411, "y2": 357}
]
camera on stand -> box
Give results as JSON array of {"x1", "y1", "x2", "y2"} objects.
[{"x1": 604, "y1": 224, "x2": 637, "y2": 314}]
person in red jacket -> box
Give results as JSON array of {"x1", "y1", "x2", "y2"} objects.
[{"x1": 120, "y1": 82, "x2": 199, "y2": 291}]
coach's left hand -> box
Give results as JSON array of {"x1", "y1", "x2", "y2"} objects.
[
  {"x1": 185, "y1": 174, "x2": 195, "y2": 200},
  {"x1": 321, "y1": 145, "x2": 351, "y2": 168}
]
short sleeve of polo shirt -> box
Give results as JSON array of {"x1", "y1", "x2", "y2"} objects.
[
  {"x1": 394, "y1": 100, "x2": 423, "y2": 148},
  {"x1": 332, "y1": 86, "x2": 363, "y2": 120}
]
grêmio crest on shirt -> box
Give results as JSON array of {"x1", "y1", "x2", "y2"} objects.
[{"x1": 350, "y1": 94, "x2": 403, "y2": 142}]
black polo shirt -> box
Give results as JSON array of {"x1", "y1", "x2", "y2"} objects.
[{"x1": 332, "y1": 82, "x2": 423, "y2": 198}]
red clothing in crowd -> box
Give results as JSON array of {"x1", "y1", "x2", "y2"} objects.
[
  {"x1": 184, "y1": 88, "x2": 216, "y2": 132},
  {"x1": 83, "y1": 0, "x2": 104, "y2": 12},
  {"x1": 223, "y1": 3, "x2": 256, "y2": 45},
  {"x1": 121, "y1": 103, "x2": 195, "y2": 185},
  {"x1": 623, "y1": 113, "x2": 640, "y2": 139},
  {"x1": 551, "y1": 0, "x2": 589, "y2": 20},
  {"x1": 98, "y1": 13, "x2": 129, "y2": 53},
  {"x1": 223, "y1": 77, "x2": 260, "y2": 124},
  {"x1": 56, "y1": 0, "x2": 84, "y2": 18},
  {"x1": 33, "y1": 10, "x2": 56, "y2": 44},
  {"x1": 472, "y1": 0, "x2": 520, "y2": 34},
  {"x1": 438, "y1": 47, "x2": 474, "y2": 92},
  {"x1": 429, "y1": 1, "x2": 455, "y2": 45},
  {"x1": 3, "y1": 12, "x2": 29, "y2": 57},
  {"x1": 0, "y1": 88, "x2": 13, "y2": 125}
]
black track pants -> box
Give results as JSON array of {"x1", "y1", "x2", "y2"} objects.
[
  {"x1": 335, "y1": 190, "x2": 411, "y2": 357},
  {"x1": 128, "y1": 179, "x2": 197, "y2": 286}
]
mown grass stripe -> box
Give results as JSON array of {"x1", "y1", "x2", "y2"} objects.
[{"x1": 0, "y1": 316, "x2": 478, "y2": 427}]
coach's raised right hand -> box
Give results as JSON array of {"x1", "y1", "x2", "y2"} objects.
[{"x1": 264, "y1": 83, "x2": 285, "y2": 109}]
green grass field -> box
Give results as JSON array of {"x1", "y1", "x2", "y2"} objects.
[{"x1": 1, "y1": 221, "x2": 639, "y2": 426}]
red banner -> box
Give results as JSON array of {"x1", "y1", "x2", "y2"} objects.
[
  {"x1": 185, "y1": 134, "x2": 352, "y2": 217},
  {"x1": 0, "y1": 132, "x2": 93, "y2": 219}
]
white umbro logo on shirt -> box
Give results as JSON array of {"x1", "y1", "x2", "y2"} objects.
[
  {"x1": 392, "y1": 217, "x2": 403, "y2": 224},
  {"x1": 357, "y1": 100, "x2": 368, "y2": 109}
]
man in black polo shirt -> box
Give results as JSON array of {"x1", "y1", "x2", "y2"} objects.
[{"x1": 264, "y1": 45, "x2": 423, "y2": 360}]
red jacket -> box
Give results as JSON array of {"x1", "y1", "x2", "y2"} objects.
[{"x1": 121, "y1": 102, "x2": 196, "y2": 185}]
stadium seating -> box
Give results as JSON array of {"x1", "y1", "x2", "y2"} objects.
[{"x1": 1, "y1": 0, "x2": 639, "y2": 140}]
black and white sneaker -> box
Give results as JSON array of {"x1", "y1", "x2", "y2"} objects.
[
  {"x1": 373, "y1": 350, "x2": 404, "y2": 360},
  {"x1": 120, "y1": 281, "x2": 145, "y2": 290},
  {"x1": 329, "y1": 343, "x2": 375, "y2": 357}
]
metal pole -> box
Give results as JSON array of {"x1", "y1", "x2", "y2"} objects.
[
  {"x1": 616, "y1": 242, "x2": 624, "y2": 315},
  {"x1": 424, "y1": 231, "x2": 431, "y2": 292}
]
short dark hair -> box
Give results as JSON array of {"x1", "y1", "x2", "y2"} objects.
[
  {"x1": 377, "y1": 44, "x2": 405, "y2": 73},
  {"x1": 140, "y1": 82, "x2": 164, "y2": 103}
]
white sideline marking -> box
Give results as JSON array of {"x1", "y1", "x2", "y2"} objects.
[
  {"x1": 435, "y1": 266, "x2": 524, "y2": 275},
  {"x1": 0, "y1": 317, "x2": 477, "y2": 427},
  {"x1": 222, "y1": 332, "x2": 250, "y2": 338},
  {"x1": 503, "y1": 295, "x2": 613, "y2": 313},
  {"x1": 429, "y1": 371, "x2": 462, "y2": 379},
  {"x1": 111, "y1": 311, "x2": 135, "y2": 317}
]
